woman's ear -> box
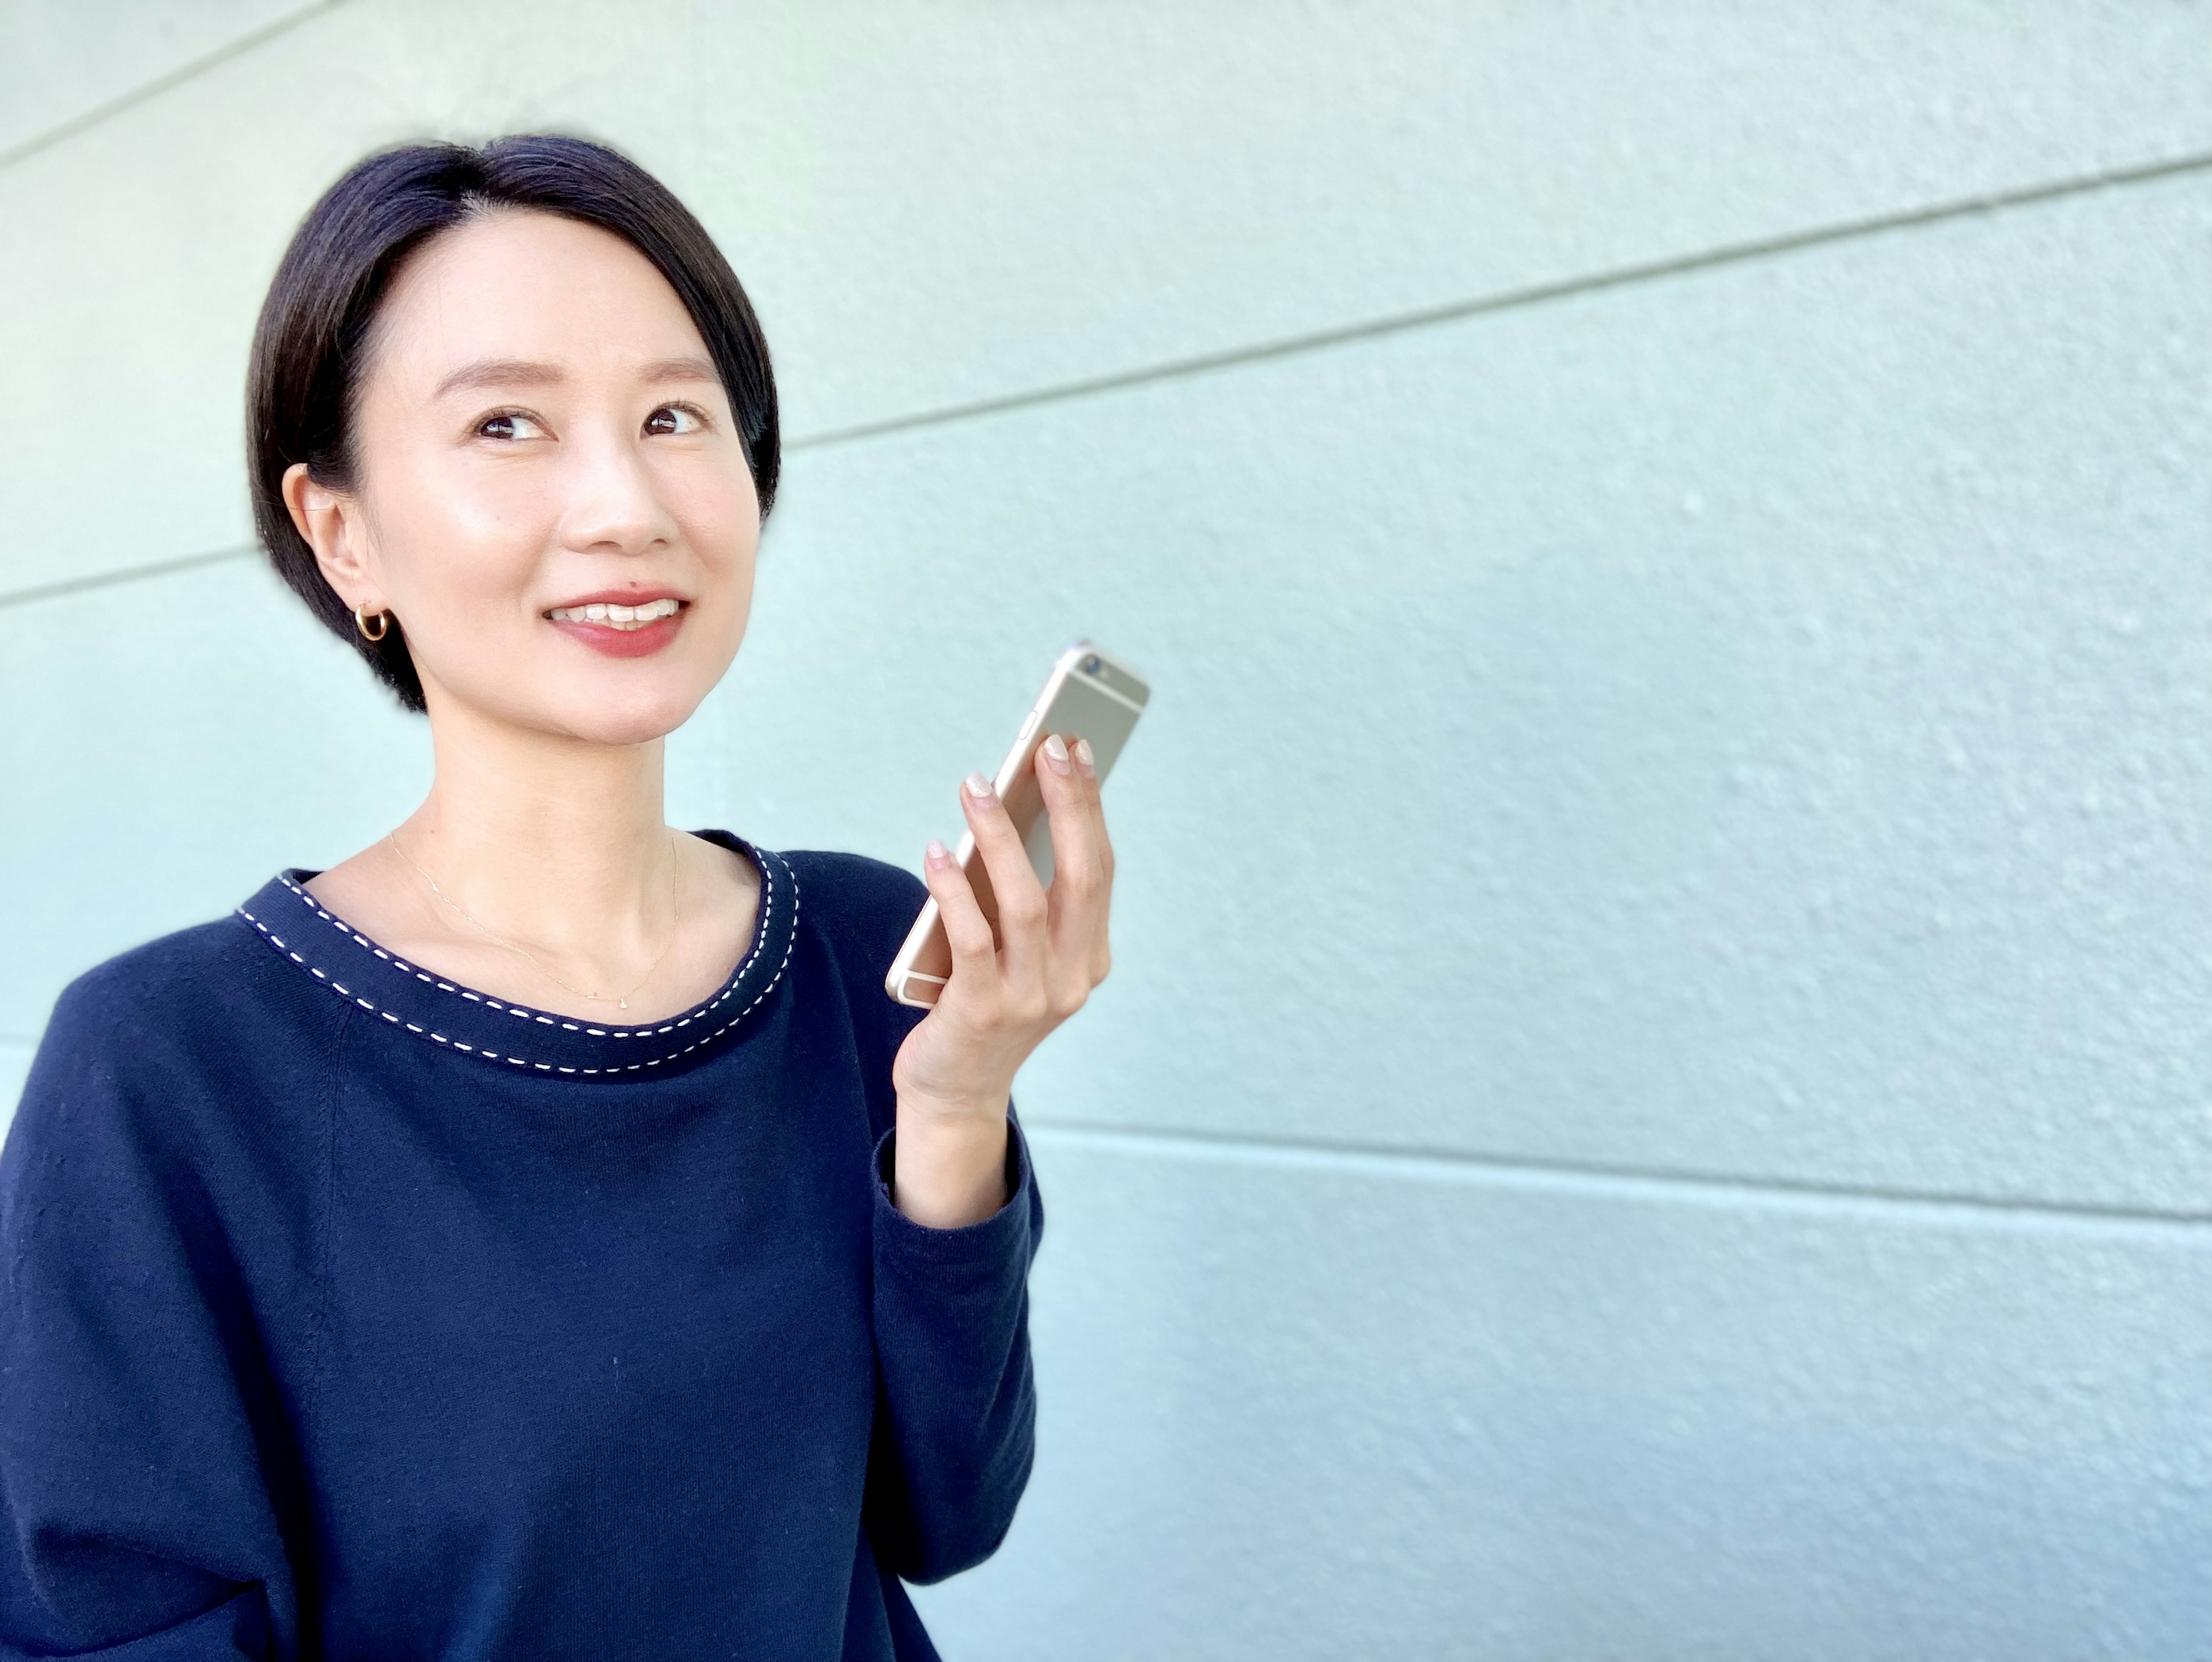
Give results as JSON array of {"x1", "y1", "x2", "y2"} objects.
[{"x1": 282, "y1": 461, "x2": 384, "y2": 612}]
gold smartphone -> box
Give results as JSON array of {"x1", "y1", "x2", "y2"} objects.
[{"x1": 885, "y1": 641, "x2": 1150, "y2": 1008}]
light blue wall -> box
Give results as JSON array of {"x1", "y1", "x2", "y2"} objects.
[{"x1": 3, "y1": 5, "x2": 2209, "y2": 1655}]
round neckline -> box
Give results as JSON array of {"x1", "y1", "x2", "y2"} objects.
[{"x1": 234, "y1": 828, "x2": 799, "y2": 1080}]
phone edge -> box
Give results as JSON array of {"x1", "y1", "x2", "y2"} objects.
[{"x1": 881, "y1": 642, "x2": 1150, "y2": 1007}]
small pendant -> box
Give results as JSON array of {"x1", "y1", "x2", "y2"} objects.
[{"x1": 619, "y1": 997, "x2": 628, "y2": 1010}]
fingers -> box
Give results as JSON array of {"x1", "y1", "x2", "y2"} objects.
[
  {"x1": 931, "y1": 736, "x2": 1116, "y2": 1029},
  {"x1": 1071, "y1": 736, "x2": 1115, "y2": 985},
  {"x1": 960, "y1": 769, "x2": 1050, "y2": 993},
  {"x1": 919, "y1": 836, "x2": 997, "y2": 977},
  {"x1": 1071, "y1": 734, "x2": 1115, "y2": 892},
  {"x1": 1034, "y1": 733, "x2": 1109, "y2": 1002}
]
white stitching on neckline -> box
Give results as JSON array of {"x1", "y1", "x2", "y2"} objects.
[
  {"x1": 275, "y1": 845, "x2": 777, "y2": 1031},
  {"x1": 234, "y1": 848, "x2": 800, "y2": 1076}
]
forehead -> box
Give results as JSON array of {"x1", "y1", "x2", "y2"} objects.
[{"x1": 369, "y1": 209, "x2": 709, "y2": 385}]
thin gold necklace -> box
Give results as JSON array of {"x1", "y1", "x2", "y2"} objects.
[{"x1": 387, "y1": 827, "x2": 682, "y2": 1012}]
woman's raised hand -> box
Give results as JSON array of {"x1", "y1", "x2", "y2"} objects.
[{"x1": 888, "y1": 732, "x2": 1115, "y2": 1226}]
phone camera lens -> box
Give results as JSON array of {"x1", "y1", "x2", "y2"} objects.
[{"x1": 1082, "y1": 654, "x2": 1101, "y2": 674}]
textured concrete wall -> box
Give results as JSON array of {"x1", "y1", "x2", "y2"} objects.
[{"x1": 3, "y1": 4, "x2": 2209, "y2": 1656}]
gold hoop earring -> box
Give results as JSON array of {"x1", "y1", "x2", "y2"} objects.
[{"x1": 354, "y1": 604, "x2": 391, "y2": 642}]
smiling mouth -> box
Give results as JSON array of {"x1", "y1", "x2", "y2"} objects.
[{"x1": 546, "y1": 597, "x2": 683, "y2": 630}]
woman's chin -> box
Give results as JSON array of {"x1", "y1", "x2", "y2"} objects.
[
  {"x1": 427, "y1": 668, "x2": 711, "y2": 749},
  {"x1": 553, "y1": 683, "x2": 710, "y2": 747}
]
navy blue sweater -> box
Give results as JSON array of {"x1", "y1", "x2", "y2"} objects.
[{"x1": 0, "y1": 834, "x2": 1041, "y2": 1661}]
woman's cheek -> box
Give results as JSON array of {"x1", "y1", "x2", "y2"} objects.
[{"x1": 664, "y1": 446, "x2": 759, "y2": 554}]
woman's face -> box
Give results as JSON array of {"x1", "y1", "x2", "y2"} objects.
[{"x1": 314, "y1": 209, "x2": 760, "y2": 744}]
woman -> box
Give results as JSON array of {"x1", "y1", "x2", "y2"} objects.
[{"x1": 0, "y1": 135, "x2": 1114, "y2": 1661}]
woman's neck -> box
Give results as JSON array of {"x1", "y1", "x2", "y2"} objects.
[{"x1": 394, "y1": 696, "x2": 678, "y2": 969}]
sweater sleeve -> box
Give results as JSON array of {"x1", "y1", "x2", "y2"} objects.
[
  {"x1": 781, "y1": 848, "x2": 1050, "y2": 1584},
  {"x1": 0, "y1": 974, "x2": 297, "y2": 1660},
  {"x1": 862, "y1": 1111, "x2": 1043, "y2": 1584}
]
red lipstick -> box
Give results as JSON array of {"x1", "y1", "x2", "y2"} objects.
[{"x1": 543, "y1": 588, "x2": 689, "y2": 659}]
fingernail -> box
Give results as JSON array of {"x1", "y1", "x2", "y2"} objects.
[
  {"x1": 964, "y1": 771, "x2": 997, "y2": 803},
  {"x1": 926, "y1": 838, "x2": 953, "y2": 869},
  {"x1": 1041, "y1": 732, "x2": 1072, "y2": 774},
  {"x1": 1072, "y1": 737, "x2": 1096, "y2": 777}
]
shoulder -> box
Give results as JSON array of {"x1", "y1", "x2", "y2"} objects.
[
  {"x1": 778, "y1": 849, "x2": 927, "y2": 961},
  {"x1": 766, "y1": 851, "x2": 929, "y2": 1121},
  {"x1": 11, "y1": 907, "x2": 340, "y2": 1174},
  {"x1": 40, "y1": 910, "x2": 274, "y2": 1052}
]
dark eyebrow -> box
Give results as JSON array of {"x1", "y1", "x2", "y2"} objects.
[
  {"x1": 432, "y1": 355, "x2": 717, "y2": 397},
  {"x1": 434, "y1": 358, "x2": 564, "y2": 397},
  {"x1": 638, "y1": 355, "x2": 718, "y2": 386}
]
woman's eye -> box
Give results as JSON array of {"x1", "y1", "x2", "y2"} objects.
[
  {"x1": 645, "y1": 404, "x2": 705, "y2": 437},
  {"x1": 477, "y1": 411, "x2": 547, "y2": 441}
]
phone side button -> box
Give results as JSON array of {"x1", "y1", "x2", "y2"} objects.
[{"x1": 897, "y1": 969, "x2": 948, "y2": 1002}]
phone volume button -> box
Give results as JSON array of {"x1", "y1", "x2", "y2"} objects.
[{"x1": 1017, "y1": 711, "x2": 1040, "y2": 743}]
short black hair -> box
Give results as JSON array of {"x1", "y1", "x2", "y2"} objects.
[{"x1": 247, "y1": 134, "x2": 778, "y2": 713}]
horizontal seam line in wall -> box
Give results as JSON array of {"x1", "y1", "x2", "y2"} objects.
[
  {"x1": 12, "y1": 147, "x2": 2211, "y2": 611},
  {"x1": 789, "y1": 145, "x2": 2212, "y2": 452},
  {"x1": 1025, "y1": 1116, "x2": 2212, "y2": 1238},
  {"x1": 0, "y1": 544, "x2": 256, "y2": 611},
  {"x1": 0, "y1": 1, "x2": 343, "y2": 173}
]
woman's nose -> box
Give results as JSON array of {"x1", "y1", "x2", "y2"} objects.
[{"x1": 557, "y1": 423, "x2": 675, "y2": 555}]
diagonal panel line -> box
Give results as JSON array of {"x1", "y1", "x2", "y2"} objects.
[
  {"x1": 0, "y1": 544, "x2": 255, "y2": 610},
  {"x1": 789, "y1": 146, "x2": 2212, "y2": 453},
  {"x1": 1025, "y1": 1115, "x2": 2212, "y2": 1237},
  {"x1": 0, "y1": 1, "x2": 342, "y2": 173},
  {"x1": 7, "y1": 145, "x2": 2210, "y2": 611}
]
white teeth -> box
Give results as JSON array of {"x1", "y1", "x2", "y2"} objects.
[{"x1": 548, "y1": 597, "x2": 682, "y2": 629}]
